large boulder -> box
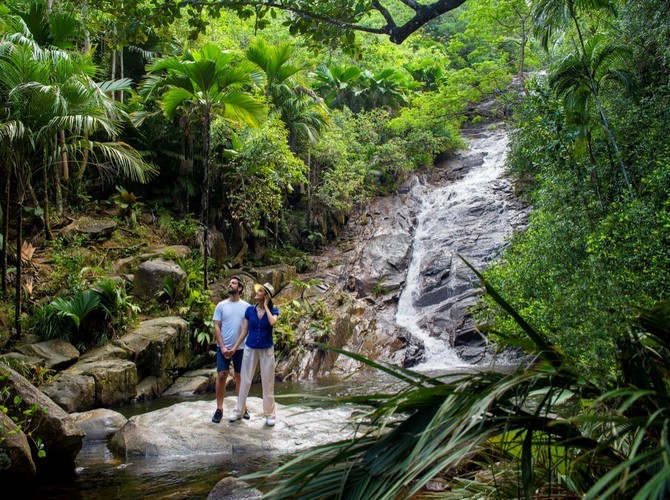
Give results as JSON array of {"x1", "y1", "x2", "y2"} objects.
[
  {"x1": 112, "y1": 245, "x2": 192, "y2": 275},
  {"x1": 69, "y1": 408, "x2": 128, "y2": 442},
  {"x1": 208, "y1": 477, "x2": 262, "y2": 500},
  {"x1": 61, "y1": 216, "x2": 117, "y2": 241},
  {"x1": 0, "y1": 364, "x2": 85, "y2": 478},
  {"x1": 40, "y1": 372, "x2": 96, "y2": 413},
  {"x1": 40, "y1": 317, "x2": 191, "y2": 412},
  {"x1": 0, "y1": 412, "x2": 36, "y2": 483},
  {"x1": 132, "y1": 258, "x2": 187, "y2": 301},
  {"x1": 16, "y1": 338, "x2": 80, "y2": 371},
  {"x1": 109, "y1": 398, "x2": 356, "y2": 458}
]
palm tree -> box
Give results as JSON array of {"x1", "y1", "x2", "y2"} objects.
[
  {"x1": 359, "y1": 69, "x2": 412, "y2": 113},
  {"x1": 144, "y1": 43, "x2": 266, "y2": 287},
  {"x1": 0, "y1": 28, "x2": 156, "y2": 340},
  {"x1": 312, "y1": 64, "x2": 362, "y2": 111},
  {"x1": 533, "y1": 0, "x2": 634, "y2": 198},
  {"x1": 245, "y1": 38, "x2": 328, "y2": 152},
  {"x1": 549, "y1": 34, "x2": 635, "y2": 205}
]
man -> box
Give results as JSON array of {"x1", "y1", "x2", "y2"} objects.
[{"x1": 211, "y1": 276, "x2": 250, "y2": 423}]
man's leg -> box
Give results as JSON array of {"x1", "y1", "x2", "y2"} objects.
[
  {"x1": 216, "y1": 369, "x2": 229, "y2": 410},
  {"x1": 213, "y1": 347, "x2": 231, "y2": 423}
]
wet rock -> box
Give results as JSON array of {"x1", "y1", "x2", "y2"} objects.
[
  {"x1": 208, "y1": 477, "x2": 262, "y2": 499},
  {"x1": 70, "y1": 408, "x2": 128, "y2": 442},
  {"x1": 108, "y1": 398, "x2": 357, "y2": 458}
]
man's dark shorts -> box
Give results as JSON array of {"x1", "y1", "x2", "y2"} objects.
[{"x1": 216, "y1": 347, "x2": 244, "y2": 373}]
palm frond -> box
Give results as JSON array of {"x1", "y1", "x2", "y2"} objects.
[{"x1": 87, "y1": 141, "x2": 158, "y2": 184}]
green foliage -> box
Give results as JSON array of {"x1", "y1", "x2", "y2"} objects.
[
  {"x1": 165, "y1": 256, "x2": 214, "y2": 348},
  {"x1": 478, "y1": 49, "x2": 670, "y2": 376},
  {"x1": 372, "y1": 279, "x2": 390, "y2": 297},
  {"x1": 0, "y1": 358, "x2": 55, "y2": 386},
  {"x1": 273, "y1": 279, "x2": 333, "y2": 355},
  {"x1": 113, "y1": 185, "x2": 143, "y2": 227},
  {"x1": 157, "y1": 212, "x2": 201, "y2": 247},
  {"x1": 28, "y1": 278, "x2": 139, "y2": 350},
  {"x1": 223, "y1": 116, "x2": 307, "y2": 230},
  {"x1": 45, "y1": 236, "x2": 89, "y2": 294}
]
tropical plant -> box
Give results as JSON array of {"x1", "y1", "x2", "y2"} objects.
[
  {"x1": 533, "y1": 0, "x2": 633, "y2": 197},
  {"x1": 0, "y1": 23, "x2": 156, "y2": 338},
  {"x1": 312, "y1": 65, "x2": 362, "y2": 111},
  {"x1": 245, "y1": 38, "x2": 329, "y2": 152},
  {"x1": 113, "y1": 185, "x2": 142, "y2": 226},
  {"x1": 29, "y1": 278, "x2": 138, "y2": 348},
  {"x1": 144, "y1": 43, "x2": 266, "y2": 287},
  {"x1": 358, "y1": 68, "x2": 412, "y2": 113},
  {"x1": 548, "y1": 33, "x2": 636, "y2": 200}
]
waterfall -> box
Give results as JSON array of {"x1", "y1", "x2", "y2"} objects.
[{"x1": 396, "y1": 124, "x2": 521, "y2": 371}]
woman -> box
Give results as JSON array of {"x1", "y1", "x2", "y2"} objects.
[{"x1": 226, "y1": 282, "x2": 279, "y2": 426}]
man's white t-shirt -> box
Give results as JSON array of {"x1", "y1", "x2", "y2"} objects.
[{"x1": 212, "y1": 299, "x2": 250, "y2": 349}]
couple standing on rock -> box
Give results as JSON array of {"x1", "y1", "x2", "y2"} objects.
[{"x1": 211, "y1": 276, "x2": 279, "y2": 427}]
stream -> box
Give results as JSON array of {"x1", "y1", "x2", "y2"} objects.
[{"x1": 27, "y1": 374, "x2": 403, "y2": 500}]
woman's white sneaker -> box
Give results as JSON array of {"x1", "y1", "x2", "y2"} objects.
[
  {"x1": 229, "y1": 411, "x2": 241, "y2": 422},
  {"x1": 266, "y1": 416, "x2": 275, "y2": 426}
]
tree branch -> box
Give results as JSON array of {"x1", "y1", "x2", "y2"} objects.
[{"x1": 179, "y1": 0, "x2": 469, "y2": 44}]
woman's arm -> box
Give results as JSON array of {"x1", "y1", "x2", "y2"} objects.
[
  {"x1": 264, "y1": 297, "x2": 278, "y2": 326},
  {"x1": 228, "y1": 318, "x2": 249, "y2": 353}
]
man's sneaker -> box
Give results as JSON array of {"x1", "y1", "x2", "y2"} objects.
[
  {"x1": 212, "y1": 409, "x2": 223, "y2": 423},
  {"x1": 243, "y1": 410, "x2": 250, "y2": 420},
  {"x1": 229, "y1": 410, "x2": 241, "y2": 422},
  {"x1": 266, "y1": 416, "x2": 276, "y2": 427}
]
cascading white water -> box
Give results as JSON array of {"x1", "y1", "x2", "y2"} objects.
[{"x1": 396, "y1": 125, "x2": 519, "y2": 370}]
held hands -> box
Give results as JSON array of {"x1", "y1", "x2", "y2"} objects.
[{"x1": 222, "y1": 347, "x2": 233, "y2": 359}]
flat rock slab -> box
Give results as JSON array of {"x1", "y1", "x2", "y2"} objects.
[{"x1": 109, "y1": 397, "x2": 357, "y2": 458}]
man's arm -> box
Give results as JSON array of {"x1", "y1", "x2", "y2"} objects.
[{"x1": 213, "y1": 320, "x2": 224, "y2": 351}]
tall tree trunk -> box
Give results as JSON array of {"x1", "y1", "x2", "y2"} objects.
[
  {"x1": 202, "y1": 113, "x2": 211, "y2": 288},
  {"x1": 26, "y1": 177, "x2": 40, "y2": 211},
  {"x1": 571, "y1": 19, "x2": 633, "y2": 199},
  {"x1": 12, "y1": 197, "x2": 23, "y2": 342},
  {"x1": 586, "y1": 132, "x2": 604, "y2": 212},
  {"x1": 56, "y1": 130, "x2": 66, "y2": 214},
  {"x1": 43, "y1": 159, "x2": 53, "y2": 240},
  {"x1": 118, "y1": 47, "x2": 124, "y2": 102},
  {"x1": 82, "y1": 0, "x2": 91, "y2": 53},
  {"x1": 76, "y1": 130, "x2": 90, "y2": 182},
  {"x1": 1, "y1": 168, "x2": 9, "y2": 297},
  {"x1": 59, "y1": 130, "x2": 69, "y2": 180},
  {"x1": 110, "y1": 49, "x2": 117, "y2": 101}
]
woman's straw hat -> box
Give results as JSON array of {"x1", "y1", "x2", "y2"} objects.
[{"x1": 253, "y1": 282, "x2": 275, "y2": 298}]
